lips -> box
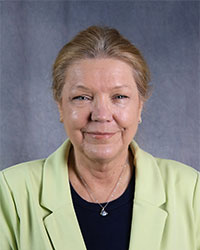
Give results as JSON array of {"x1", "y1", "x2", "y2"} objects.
[{"x1": 84, "y1": 131, "x2": 117, "y2": 139}]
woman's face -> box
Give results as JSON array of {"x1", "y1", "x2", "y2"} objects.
[{"x1": 58, "y1": 58, "x2": 143, "y2": 162}]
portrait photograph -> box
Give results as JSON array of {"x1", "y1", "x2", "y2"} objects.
[{"x1": 0, "y1": 1, "x2": 199, "y2": 250}]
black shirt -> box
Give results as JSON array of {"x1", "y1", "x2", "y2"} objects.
[{"x1": 70, "y1": 168, "x2": 135, "y2": 250}]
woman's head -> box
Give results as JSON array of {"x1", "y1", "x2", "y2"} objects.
[
  {"x1": 52, "y1": 26, "x2": 151, "y2": 103},
  {"x1": 53, "y1": 26, "x2": 151, "y2": 162}
]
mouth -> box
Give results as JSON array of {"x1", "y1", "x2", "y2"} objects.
[{"x1": 84, "y1": 132, "x2": 117, "y2": 139}]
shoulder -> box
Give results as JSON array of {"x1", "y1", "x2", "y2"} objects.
[
  {"x1": 0, "y1": 159, "x2": 45, "y2": 193},
  {"x1": 154, "y1": 157, "x2": 199, "y2": 198},
  {"x1": 131, "y1": 140, "x2": 199, "y2": 184},
  {"x1": 0, "y1": 139, "x2": 71, "y2": 194},
  {"x1": 156, "y1": 157, "x2": 198, "y2": 183},
  {"x1": 131, "y1": 140, "x2": 199, "y2": 195}
]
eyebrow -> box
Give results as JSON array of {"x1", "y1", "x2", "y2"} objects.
[
  {"x1": 71, "y1": 84, "x2": 130, "y2": 91},
  {"x1": 112, "y1": 85, "x2": 130, "y2": 89},
  {"x1": 71, "y1": 85, "x2": 91, "y2": 91}
]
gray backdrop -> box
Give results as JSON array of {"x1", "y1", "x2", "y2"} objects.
[{"x1": 0, "y1": 1, "x2": 199, "y2": 171}]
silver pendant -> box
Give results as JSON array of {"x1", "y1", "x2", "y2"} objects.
[{"x1": 100, "y1": 208, "x2": 108, "y2": 216}]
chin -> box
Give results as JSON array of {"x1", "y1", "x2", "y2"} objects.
[{"x1": 82, "y1": 143, "x2": 123, "y2": 162}]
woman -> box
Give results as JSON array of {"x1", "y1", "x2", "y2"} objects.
[{"x1": 0, "y1": 26, "x2": 199, "y2": 250}]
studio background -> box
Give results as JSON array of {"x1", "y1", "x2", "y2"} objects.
[{"x1": 0, "y1": 1, "x2": 199, "y2": 171}]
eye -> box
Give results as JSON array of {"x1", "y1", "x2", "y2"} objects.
[
  {"x1": 113, "y1": 95, "x2": 129, "y2": 100},
  {"x1": 72, "y1": 95, "x2": 92, "y2": 101}
]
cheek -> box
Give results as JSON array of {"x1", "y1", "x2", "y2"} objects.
[
  {"x1": 70, "y1": 110, "x2": 79, "y2": 121},
  {"x1": 64, "y1": 107, "x2": 89, "y2": 129},
  {"x1": 114, "y1": 106, "x2": 140, "y2": 128}
]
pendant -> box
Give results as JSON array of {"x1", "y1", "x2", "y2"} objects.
[{"x1": 100, "y1": 208, "x2": 108, "y2": 216}]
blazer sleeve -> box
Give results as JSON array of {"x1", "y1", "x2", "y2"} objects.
[
  {"x1": 0, "y1": 171, "x2": 19, "y2": 250},
  {"x1": 194, "y1": 172, "x2": 200, "y2": 250}
]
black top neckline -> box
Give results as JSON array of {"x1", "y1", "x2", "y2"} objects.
[{"x1": 70, "y1": 167, "x2": 135, "y2": 212}]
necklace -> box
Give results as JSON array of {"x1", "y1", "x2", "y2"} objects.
[{"x1": 78, "y1": 163, "x2": 127, "y2": 217}]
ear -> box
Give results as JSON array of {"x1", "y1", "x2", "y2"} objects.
[
  {"x1": 139, "y1": 99, "x2": 143, "y2": 113},
  {"x1": 138, "y1": 100, "x2": 144, "y2": 122},
  {"x1": 56, "y1": 101, "x2": 64, "y2": 123}
]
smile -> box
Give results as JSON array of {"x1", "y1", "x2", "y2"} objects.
[{"x1": 84, "y1": 132, "x2": 116, "y2": 139}]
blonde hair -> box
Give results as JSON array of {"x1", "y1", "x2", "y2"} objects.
[{"x1": 52, "y1": 26, "x2": 151, "y2": 102}]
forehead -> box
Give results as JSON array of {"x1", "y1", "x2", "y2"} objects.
[{"x1": 64, "y1": 58, "x2": 137, "y2": 91}]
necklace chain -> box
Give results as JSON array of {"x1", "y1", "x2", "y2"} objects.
[{"x1": 78, "y1": 163, "x2": 127, "y2": 217}]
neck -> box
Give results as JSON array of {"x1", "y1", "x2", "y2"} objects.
[{"x1": 68, "y1": 146, "x2": 133, "y2": 203}]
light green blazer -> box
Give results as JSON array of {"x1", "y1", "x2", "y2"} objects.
[{"x1": 0, "y1": 140, "x2": 200, "y2": 250}]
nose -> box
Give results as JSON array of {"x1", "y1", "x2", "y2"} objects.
[{"x1": 91, "y1": 96, "x2": 113, "y2": 122}]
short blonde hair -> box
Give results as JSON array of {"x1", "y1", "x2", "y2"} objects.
[{"x1": 52, "y1": 26, "x2": 151, "y2": 102}]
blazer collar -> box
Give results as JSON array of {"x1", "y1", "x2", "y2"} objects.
[
  {"x1": 40, "y1": 140, "x2": 71, "y2": 211},
  {"x1": 40, "y1": 139, "x2": 167, "y2": 250},
  {"x1": 130, "y1": 141, "x2": 166, "y2": 206},
  {"x1": 40, "y1": 140, "x2": 166, "y2": 209}
]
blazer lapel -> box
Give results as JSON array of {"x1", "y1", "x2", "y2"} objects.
[
  {"x1": 129, "y1": 142, "x2": 168, "y2": 250},
  {"x1": 40, "y1": 140, "x2": 86, "y2": 250},
  {"x1": 43, "y1": 206, "x2": 86, "y2": 250},
  {"x1": 129, "y1": 201, "x2": 167, "y2": 250}
]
